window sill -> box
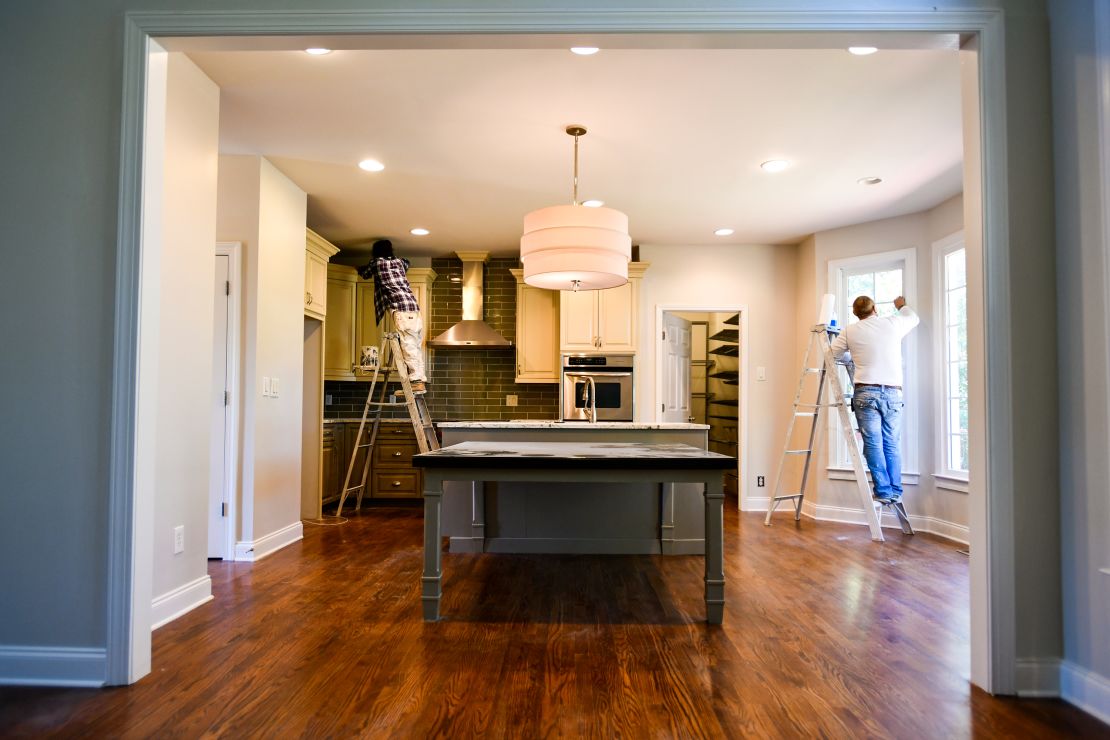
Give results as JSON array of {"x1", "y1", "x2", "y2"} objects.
[
  {"x1": 827, "y1": 467, "x2": 921, "y2": 486},
  {"x1": 933, "y1": 474, "x2": 970, "y2": 493}
]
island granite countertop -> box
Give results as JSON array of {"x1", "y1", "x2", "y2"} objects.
[{"x1": 436, "y1": 420, "x2": 710, "y2": 430}]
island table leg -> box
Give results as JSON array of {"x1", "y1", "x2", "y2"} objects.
[
  {"x1": 704, "y1": 475, "x2": 726, "y2": 625},
  {"x1": 422, "y1": 472, "x2": 444, "y2": 621}
]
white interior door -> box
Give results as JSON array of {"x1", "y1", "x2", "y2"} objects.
[
  {"x1": 662, "y1": 313, "x2": 692, "y2": 422},
  {"x1": 208, "y1": 254, "x2": 230, "y2": 558}
]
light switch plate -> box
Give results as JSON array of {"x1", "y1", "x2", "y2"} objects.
[
  {"x1": 262, "y1": 376, "x2": 271, "y2": 396},
  {"x1": 756, "y1": 366, "x2": 767, "y2": 382},
  {"x1": 505, "y1": 395, "x2": 518, "y2": 407},
  {"x1": 271, "y1": 377, "x2": 279, "y2": 397}
]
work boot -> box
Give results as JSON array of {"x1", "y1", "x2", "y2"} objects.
[{"x1": 410, "y1": 381, "x2": 426, "y2": 394}]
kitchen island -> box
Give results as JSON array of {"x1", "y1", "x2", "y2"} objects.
[
  {"x1": 435, "y1": 421, "x2": 716, "y2": 555},
  {"x1": 414, "y1": 440, "x2": 733, "y2": 623}
]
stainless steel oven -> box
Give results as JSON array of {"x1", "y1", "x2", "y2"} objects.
[{"x1": 561, "y1": 353, "x2": 635, "y2": 422}]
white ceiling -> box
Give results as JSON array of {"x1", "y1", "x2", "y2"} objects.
[{"x1": 188, "y1": 39, "x2": 962, "y2": 259}]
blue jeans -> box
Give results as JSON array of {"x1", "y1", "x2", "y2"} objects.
[{"x1": 851, "y1": 386, "x2": 904, "y2": 501}]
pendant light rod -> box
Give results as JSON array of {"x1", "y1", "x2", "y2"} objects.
[{"x1": 566, "y1": 125, "x2": 586, "y2": 205}]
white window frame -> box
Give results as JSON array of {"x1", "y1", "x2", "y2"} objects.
[
  {"x1": 933, "y1": 231, "x2": 970, "y2": 492},
  {"x1": 826, "y1": 248, "x2": 919, "y2": 479}
]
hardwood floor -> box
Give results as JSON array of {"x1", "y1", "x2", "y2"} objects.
[{"x1": 1, "y1": 505, "x2": 1105, "y2": 738}]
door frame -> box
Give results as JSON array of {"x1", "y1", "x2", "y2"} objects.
[
  {"x1": 106, "y1": 7, "x2": 1014, "y2": 695},
  {"x1": 213, "y1": 242, "x2": 242, "y2": 561},
  {"x1": 656, "y1": 305, "x2": 749, "y2": 513}
]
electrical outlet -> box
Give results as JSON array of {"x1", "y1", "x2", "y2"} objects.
[
  {"x1": 173, "y1": 525, "x2": 185, "y2": 554},
  {"x1": 505, "y1": 395, "x2": 518, "y2": 407},
  {"x1": 325, "y1": 394, "x2": 333, "y2": 405},
  {"x1": 262, "y1": 376, "x2": 271, "y2": 397},
  {"x1": 271, "y1": 377, "x2": 279, "y2": 397},
  {"x1": 757, "y1": 475, "x2": 765, "y2": 487}
]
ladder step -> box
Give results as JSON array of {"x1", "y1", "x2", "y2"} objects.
[
  {"x1": 344, "y1": 486, "x2": 363, "y2": 493},
  {"x1": 357, "y1": 443, "x2": 372, "y2": 449},
  {"x1": 794, "y1": 412, "x2": 816, "y2": 417},
  {"x1": 804, "y1": 368, "x2": 821, "y2": 374},
  {"x1": 784, "y1": 449, "x2": 812, "y2": 455},
  {"x1": 771, "y1": 493, "x2": 802, "y2": 501}
]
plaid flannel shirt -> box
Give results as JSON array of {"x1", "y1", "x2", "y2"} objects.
[{"x1": 368, "y1": 256, "x2": 419, "y2": 324}]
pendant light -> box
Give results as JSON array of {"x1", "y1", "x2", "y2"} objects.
[{"x1": 520, "y1": 126, "x2": 631, "y2": 291}]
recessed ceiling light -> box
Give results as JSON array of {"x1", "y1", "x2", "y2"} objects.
[
  {"x1": 760, "y1": 159, "x2": 790, "y2": 173},
  {"x1": 570, "y1": 47, "x2": 600, "y2": 56},
  {"x1": 304, "y1": 48, "x2": 332, "y2": 55},
  {"x1": 358, "y1": 159, "x2": 385, "y2": 172},
  {"x1": 410, "y1": 228, "x2": 430, "y2": 236},
  {"x1": 714, "y1": 228, "x2": 735, "y2": 237},
  {"x1": 582, "y1": 199, "x2": 604, "y2": 208},
  {"x1": 857, "y1": 176, "x2": 883, "y2": 186},
  {"x1": 848, "y1": 46, "x2": 878, "y2": 56}
]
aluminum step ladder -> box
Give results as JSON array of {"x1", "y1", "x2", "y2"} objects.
[
  {"x1": 763, "y1": 323, "x2": 913, "y2": 542},
  {"x1": 336, "y1": 332, "x2": 439, "y2": 516}
]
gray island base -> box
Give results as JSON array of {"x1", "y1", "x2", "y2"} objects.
[
  {"x1": 413, "y1": 440, "x2": 735, "y2": 625},
  {"x1": 436, "y1": 421, "x2": 716, "y2": 556}
]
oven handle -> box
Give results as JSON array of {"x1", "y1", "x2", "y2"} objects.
[{"x1": 564, "y1": 372, "x2": 633, "y2": 378}]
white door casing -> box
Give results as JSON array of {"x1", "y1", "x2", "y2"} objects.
[{"x1": 208, "y1": 254, "x2": 230, "y2": 558}]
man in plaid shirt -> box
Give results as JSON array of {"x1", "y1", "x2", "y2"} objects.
[{"x1": 358, "y1": 240, "x2": 427, "y2": 393}]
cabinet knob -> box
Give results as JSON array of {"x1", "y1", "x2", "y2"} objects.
[
  {"x1": 392, "y1": 480, "x2": 401, "y2": 487},
  {"x1": 393, "y1": 451, "x2": 402, "y2": 457}
]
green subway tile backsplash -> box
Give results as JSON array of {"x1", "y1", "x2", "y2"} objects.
[{"x1": 324, "y1": 256, "x2": 559, "y2": 421}]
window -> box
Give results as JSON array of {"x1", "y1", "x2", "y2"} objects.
[
  {"x1": 934, "y1": 233, "x2": 969, "y2": 484},
  {"x1": 826, "y1": 249, "x2": 918, "y2": 474}
]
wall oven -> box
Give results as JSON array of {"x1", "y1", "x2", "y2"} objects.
[{"x1": 561, "y1": 353, "x2": 635, "y2": 422}]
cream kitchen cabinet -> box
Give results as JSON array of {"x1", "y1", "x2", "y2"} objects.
[
  {"x1": 305, "y1": 229, "x2": 339, "y2": 320},
  {"x1": 509, "y1": 268, "x2": 559, "y2": 383},
  {"x1": 559, "y1": 262, "x2": 649, "y2": 353},
  {"x1": 324, "y1": 263, "x2": 437, "y2": 381}
]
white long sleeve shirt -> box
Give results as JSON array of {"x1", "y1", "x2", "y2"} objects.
[{"x1": 829, "y1": 307, "x2": 919, "y2": 386}]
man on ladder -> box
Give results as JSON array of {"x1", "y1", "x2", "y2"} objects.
[
  {"x1": 358, "y1": 239, "x2": 428, "y2": 394},
  {"x1": 830, "y1": 295, "x2": 919, "y2": 506}
]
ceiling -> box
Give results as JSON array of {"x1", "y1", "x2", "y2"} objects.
[{"x1": 188, "y1": 37, "x2": 962, "y2": 259}]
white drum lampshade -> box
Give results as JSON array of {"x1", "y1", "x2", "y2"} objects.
[{"x1": 520, "y1": 204, "x2": 631, "y2": 290}]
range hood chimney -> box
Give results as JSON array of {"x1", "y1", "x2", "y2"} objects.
[{"x1": 428, "y1": 251, "x2": 513, "y2": 348}]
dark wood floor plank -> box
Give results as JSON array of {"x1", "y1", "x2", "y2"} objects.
[{"x1": 1, "y1": 505, "x2": 1106, "y2": 739}]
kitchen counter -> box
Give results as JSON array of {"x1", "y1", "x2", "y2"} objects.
[
  {"x1": 437, "y1": 422, "x2": 725, "y2": 556},
  {"x1": 437, "y1": 420, "x2": 709, "y2": 430}
]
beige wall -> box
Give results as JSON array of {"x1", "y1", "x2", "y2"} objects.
[
  {"x1": 150, "y1": 55, "x2": 220, "y2": 605},
  {"x1": 637, "y1": 243, "x2": 798, "y2": 509},
  {"x1": 216, "y1": 155, "x2": 307, "y2": 548},
  {"x1": 1050, "y1": 0, "x2": 1110, "y2": 691}
]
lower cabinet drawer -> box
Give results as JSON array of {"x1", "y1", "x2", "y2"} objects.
[
  {"x1": 375, "y1": 442, "x2": 417, "y2": 467},
  {"x1": 373, "y1": 471, "x2": 420, "y2": 498}
]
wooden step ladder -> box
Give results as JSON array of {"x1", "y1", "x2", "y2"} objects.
[
  {"x1": 335, "y1": 332, "x2": 439, "y2": 516},
  {"x1": 763, "y1": 323, "x2": 913, "y2": 542}
]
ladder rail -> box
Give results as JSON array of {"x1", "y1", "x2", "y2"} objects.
[
  {"x1": 335, "y1": 332, "x2": 439, "y2": 517},
  {"x1": 764, "y1": 324, "x2": 908, "y2": 542}
]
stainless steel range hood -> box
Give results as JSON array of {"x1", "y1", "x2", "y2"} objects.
[{"x1": 428, "y1": 251, "x2": 512, "y2": 348}]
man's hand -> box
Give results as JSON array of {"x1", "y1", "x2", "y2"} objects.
[{"x1": 894, "y1": 296, "x2": 907, "y2": 310}]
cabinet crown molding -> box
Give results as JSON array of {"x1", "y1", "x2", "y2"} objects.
[{"x1": 306, "y1": 228, "x2": 340, "y2": 258}]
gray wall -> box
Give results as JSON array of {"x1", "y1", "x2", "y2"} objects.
[
  {"x1": 0, "y1": 0, "x2": 1077, "y2": 694},
  {"x1": 1050, "y1": 0, "x2": 1110, "y2": 683}
]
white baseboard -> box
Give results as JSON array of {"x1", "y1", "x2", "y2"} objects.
[
  {"x1": 234, "y1": 520, "x2": 303, "y2": 562},
  {"x1": 1016, "y1": 658, "x2": 1062, "y2": 697},
  {"x1": 1061, "y1": 661, "x2": 1110, "y2": 726},
  {"x1": 151, "y1": 575, "x2": 213, "y2": 630},
  {"x1": 747, "y1": 496, "x2": 970, "y2": 545},
  {"x1": 0, "y1": 646, "x2": 106, "y2": 687}
]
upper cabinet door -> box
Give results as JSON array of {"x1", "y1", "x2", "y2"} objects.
[
  {"x1": 305, "y1": 250, "x2": 329, "y2": 318},
  {"x1": 598, "y1": 281, "x2": 636, "y2": 352},
  {"x1": 354, "y1": 280, "x2": 382, "y2": 370},
  {"x1": 560, "y1": 289, "x2": 599, "y2": 351},
  {"x1": 324, "y1": 266, "x2": 357, "y2": 380}
]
